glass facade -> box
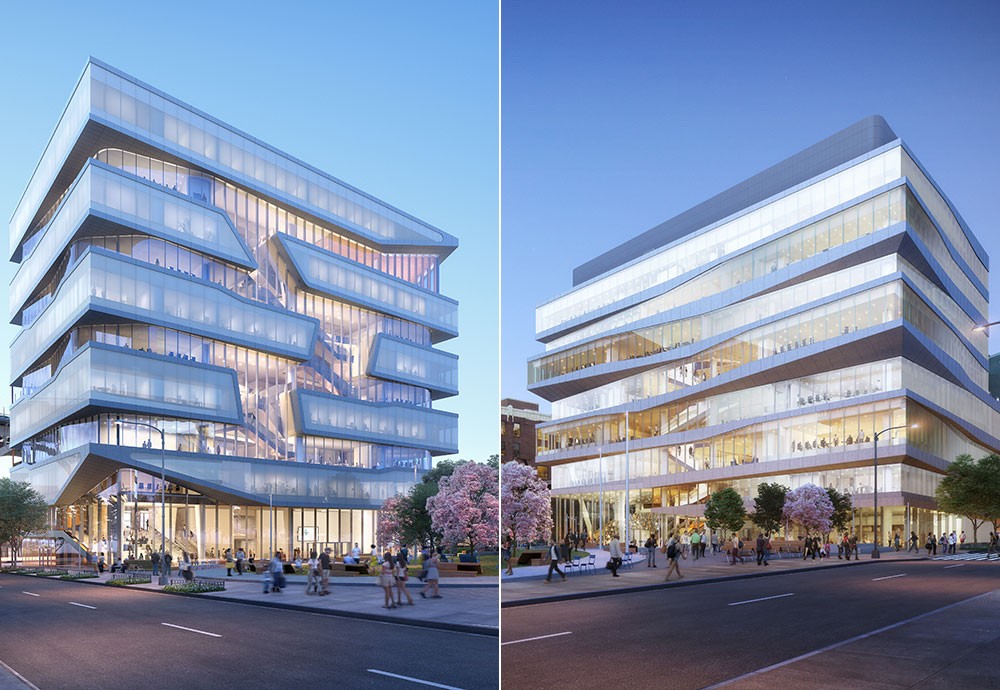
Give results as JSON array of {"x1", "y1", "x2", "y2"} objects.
[
  {"x1": 531, "y1": 121, "x2": 1000, "y2": 548},
  {"x1": 9, "y1": 59, "x2": 459, "y2": 564}
]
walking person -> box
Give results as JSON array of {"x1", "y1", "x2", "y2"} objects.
[
  {"x1": 690, "y1": 530, "x2": 701, "y2": 561},
  {"x1": 502, "y1": 537, "x2": 514, "y2": 576},
  {"x1": 419, "y1": 549, "x2": 441, "y2": 598},
  {"x1": 269, "y1": 551, "x2": 284, "y2": 592},
  {"x1": 394, "y1": 551, "x2": 414, "y2": 606},
  {"x1": 151, "y1": 550, "x2": 160, "y2": 576},
  {"x1": 926, "y1": 532, "x2": 936, "y2": 556},
  {"x1": 319, "y1": 547, "x2": 332, "y2": 595},
  {"x1": 908, "y1": 531, "x2": 919, "y2": 553},
  {"x1": 235, "y1": 548, "x2": 245, "y2": 575},
  {"x1": 608, "y1": 535, "x2": 623, "y2": 577},
  {"x1": 849, "y1": 533, "x2": 859, "y2": 560},
  {"x1": 544, "y1": 540, "x2": 565, "y2": 583},
  {"x1": 756, "y1": 533, "x2": 767, "y2": 566},
  {"x1": 988, "y1": 532, "x2": 998, "y2": 559},
  {"x1": 948, "y1": 531, "x2": 957, "y2": 555},
  {"x1": 711, "y1": 532, "x2": 719, "y2": 554},
  {"x1": 645, "y1": 534, "x2": 657, "y2": 567},
  {"x1": 664, "y1": 534, "x2": 683, "y2": 581},
  {"x1": 225, "y1": 548, "x2": 234, "y2": 577},
  {"x1": 305, "y1": 550, "x2": 319, "y2": 594},
  {"x1": 893, "y1": 532, "x2": 901, "y2": 552},
  {"x1": 163, "y1": 551, "x2": 172, "y2": 577},
  {"x1": 379, "y1": 552, "x2": 397, "y2": 609}
]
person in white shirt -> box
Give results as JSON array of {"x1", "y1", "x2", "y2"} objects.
[
  {"x1": 609, "y1": 537, "x2": 623, "y2": 577},
  {"x1": 351, "y1": 543, "x2": 362, "y2": 559}
]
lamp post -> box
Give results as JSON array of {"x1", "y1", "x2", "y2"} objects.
[
  {"x1": 871, "y1": 423, "x2": 918, "y2": 559},
  {"x1": 115, "y1": 420, "x2": 167, "y2": 584}
]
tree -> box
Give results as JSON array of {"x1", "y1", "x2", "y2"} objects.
[
  {"x1": 783, "y1": 483, "x2": 834, "y2": 536},
  {"x1": 826, "y1": 486, "x2": 853, "y2": 534},
  {"x1": 0, "y1": 479, "x2": 48, "y2": 567},
  {"x1": 500, "y1": 461, "x2": 552, "y2": 550},
  {"x1": 427, "y1": 461, "x2": 499, "y2": 551},
  {"x1": 751, "y1": 482, "x2": 788, "y2": 535},
  {"x1": 936, "y1": 454, "x2": 1000, "y2": 543},
  {"x1": 377, "y1": 460, "x2": 464, "y2": 549},
  {"x1": 704, "y1": 488, "x2": 747, "y2": 536}
]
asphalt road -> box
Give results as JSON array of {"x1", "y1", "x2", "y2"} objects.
[
  {"x1": 0, "y1": 575, "x2": 498, "y2": 690},
  {"x1": 501, "y1": 560, "x2": 1000, "y2": 689}
]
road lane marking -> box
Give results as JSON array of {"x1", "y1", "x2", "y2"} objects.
[
  {"x1": 944, "y1": 564, "x2": 965, "y2": 569},
  {"x1": 0, "y1": 659, "x2": 41, "y2": 690},
  {"x1": 367, "y1": 670, "x2": 465, "y2": 689},
  {"x1": 21, "y1": 591, "x2": 39, "y2": 597},
  {"x1": 728, "y1": 593, "x2": 794, "y2": 606},
  {"x1": 501, "y1": 631, "x2": 572, "y2": 646},
  {"x1": 872, "y1": 574, "x2": 907, "y2": 581},
  {"x1": 69, "y1": 602, "x2": 96, "y2": 609},
  {"x1": 702, "y1": 589, "x2": 994, "y2": 689},
  {"x1": 161, "y1": 622, "x2": 221, "y2": 637}
]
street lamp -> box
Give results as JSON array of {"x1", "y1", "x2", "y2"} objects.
[
  {"x1": 115, "y1": 420, "x2": 167, "y2": 584},
  {"x1": 972, "y1": 320, "x2": 1000, "y2": 332},
  {"x1": 871, "y1": 422, "x2": 918, "y2": 559}
]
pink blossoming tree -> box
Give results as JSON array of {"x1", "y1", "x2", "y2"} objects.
[
  {"x1": 500, "y1": 461, "x2": 552, "y2": 550},
  {"x1": 377, "y1": 494, "x2": 408, "y2": 547},
  {"x1": 783, "y1": 483, "x2": 834, "y2": 536},
  {"x1": 427, "y1": 461, "x2": 499, "y2": 551}
]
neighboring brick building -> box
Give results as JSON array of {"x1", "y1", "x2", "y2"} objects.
[{"x1": 501, "y1": 398, "x2": 551, "y2": 481}]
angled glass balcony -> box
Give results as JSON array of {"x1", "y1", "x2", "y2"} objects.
[
  {"x1": 11, "y1": 160, "x2": 256, "y2": 319},
  {"x1": 274, "y1": 233, "x2": 458, "y2": 342},
  {"x1": 12, "y1": 249, "x2": 317, "y2": 380},
  {"x1": 12, "y1": 60, "x2": 457, "y2": 259},
  {"x1": 291, "y1": 390, "x2": 458, "y2": 456},
  {"x1": 10, "y1": 343, "x2": 243, "y2": 445},
  {"x1": 367, "y1": 334, "x2": 458, "y2": 399}
]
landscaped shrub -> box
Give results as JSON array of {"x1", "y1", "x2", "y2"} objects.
[
  {"x1": 106, "y1": 576, "x2": 152, "y2": 586},
  {"x1": 163, "y1": 581, "x2": 225, "y2": 593},
  {"x1": 59, "y1": 572, "x2": 99, "y2": 580}
]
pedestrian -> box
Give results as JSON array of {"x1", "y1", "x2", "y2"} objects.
[
  {"x1": 419, "y1": 549, "x2": 441, "y2": 598},
  {"x1": 181, "y1": 551, "x2": 194, "y2": 582},
  {"x1": 664, "y1": 534, "x2": 683, "y2": 581},
  {"x1": 379, "y1": 552, "x2": 397, "y2": 609},
  {"x1": 645, "y1": 533, "x2": 657, "y2": 568},
  {"x1": 763, "y1": 534, "x2": 771, "y2": 565},
  {"x1": 849, "y1": 533, "x2": 859, "y2": 560},
  {"x1": 756, "y1": 533, "x2": 767, "y2": 566},
  {"x1": 269, "y1": 551, "x2": 284, "y2": 592},
  {"x1": 502, "y1": 537, "x2": 514, "y2": 576},
  {"x1": 98, "y1": 553, "x2": 106, "y2": 574},
  {"x1": 163, "y1": 551, "x2": 172, "y2": 576},
  {"x1": 306, "y1": 550, "x2": 319, "y2": 594},
  {"x1": 893, "y1": 532, "x2": 901, "y2": 552},
  {"x1": 908, "y1": 531, "x2": 919, "y2": 553},
  {"x1": 948, "y1": 531, "x2": 957, "y2": 555},
  {"x1": 711, "y1": 532, "x2": 719, "y2": 554},
  {"x1": 988, "y1": 532, "x2": 998, "y2": 559},
  {"x1": 151, "y1": 550, "x2": 160, "y2": 576},
  {"x1": 544, "y1": 539, "x2": 565, "y2": 583},
  {"x1": 608, "y1": 536, "x2": 623, "y2": 577},
  {"x1": 681, "y1": 531, "x2": 691, "y2": 559},
  {"x1": 319, "y1": 547, "x2": 332, "y2": 595},
  {"x1": 235, "y1": 548, "x2": 245, "y2": 575},
  {"x1": 960, "y1": 531, "x2": 966, "y2": 550},
  {"x1": 225, "y1": 548, "x2": 234, "y2": 577},
  {"x1": 926, "y1": 532, "x2": 935, "y2": 556},
  {"x1": 262, "y1": 559, "x2": 272, "y2": 593},
  {"x1": 394, "y1": 551, "x2": 414, "y2": 606},
  {"x1": 561, "y1": 533, "x2": 572, "y2": 564},
  {"x1": 690, "y1": 530, "x2": 701, "y2": 561}
]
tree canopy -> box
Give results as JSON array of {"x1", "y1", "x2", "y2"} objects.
[
  {"x1": 428, "y1": 461, "x2": 499, "y2": 551},
  {"x1": 825, "y1": 486, "x2": 853, "y2": 533},
  {"x1": 751, "y1": 482, "x2": 788, "y2": 535},
  {"x1": 0, "y1": 478, "x2": 48, "y2": 567},
  {"x1": 704, "y1": 488, "x2": 747, "y2": 535},
  {"x1": 500, "y1": 462, "x2": 552, "y2": 548},
  {"x1": 936, "y1": 454, "x2": 1000, "y2": 542},
  {"x1": 783, "y1": 483, "x2": 834, "y2": 536}
]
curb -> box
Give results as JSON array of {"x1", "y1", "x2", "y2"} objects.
[
  {"x1": 0, "y1": 572, "x2": 498, "y2": 637},
  {"x1": 501, "y1": 556, "x2": 928, "y2": 608}
]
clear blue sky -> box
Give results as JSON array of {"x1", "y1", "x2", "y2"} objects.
[
  {"x1": 501, "y1": 1, "x2": 1000, "y2": 410},
  {"x1": 0, "y1": 1, "x2": 498, "y2": 465}
]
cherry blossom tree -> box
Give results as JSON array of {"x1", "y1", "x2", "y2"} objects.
[
  {"x1": 377, "y1": 494, "x2": 408, "y2": 547},
  {"x1": 500, "y1": 461, "x2": 552, "y2": 550},
  {"x1": 427, "y1": 461, "x2": 499, "y2": 551},
  {"x1": 783, "y1": 483, "x2": 834, "y2": 536}
]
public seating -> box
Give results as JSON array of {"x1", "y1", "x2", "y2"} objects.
[{"x1": 437, "y1": 562, "x2": 482, "y2": 577}]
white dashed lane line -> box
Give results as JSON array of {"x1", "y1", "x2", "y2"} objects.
[
  {"x1": 501, "y1": 631, "x2": 572, "y2": 646},
  {"x1": 872, "y1": 574, "x2": 907, "y2": 581},
  {"x1": 161, "y1": 622, "x2": 221, "y2": 637},
  {"x1": 21, "y1": 591, "x2": 39, "y2": 597},
  {"x1": 729, "y1": 593, "x2": 795, "y2": 606},
  {"x1": 367, "y1": 669, "x2": 466, "y2": 689},
  {"x1": 69, "y1": 602, "x2": 97, "y2": 609}
]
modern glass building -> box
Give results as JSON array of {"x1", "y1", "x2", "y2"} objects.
[
  {"x1": 9, "y1": 59, "x2": 459, "y2": 563},
  {"x1": 529, "y1": 116, "x2": 997, "y2": 547}
]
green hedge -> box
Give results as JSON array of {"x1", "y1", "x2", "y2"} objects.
[
  {"x1": 59, "y1": 572, "x2": 99, "y2": 580},
  {"x1": 163, "y1": 581, "x2": 225, "y2": 593},
  {"x1": 106, "y1": 577, "x2": 152, "y2": 586}
]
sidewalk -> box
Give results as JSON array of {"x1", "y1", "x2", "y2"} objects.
[
  {"x1": 73, "y1": 567, "x2": 498, "y2": 633},
  {"x1": 502, "y1": 546, "x2": 926, "y2": 605},
  {"x1": 0, "y1": 661, "x2": 35, "y2": 690}
]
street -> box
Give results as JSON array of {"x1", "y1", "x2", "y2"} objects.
[
  {"x1": 0, "y1": 575, "x2": 498, "y2": 690},
  {"x1": 501, "y1": 560, "x2": 1000, "y2": 689}
]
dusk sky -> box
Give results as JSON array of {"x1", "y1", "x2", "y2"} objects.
[
  {"x1": 0, "y1": 2, "x2": 498, "y2": 466},
  {"x1": 502, "y1": 1, "x2": 1000, "y2": 411}
]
